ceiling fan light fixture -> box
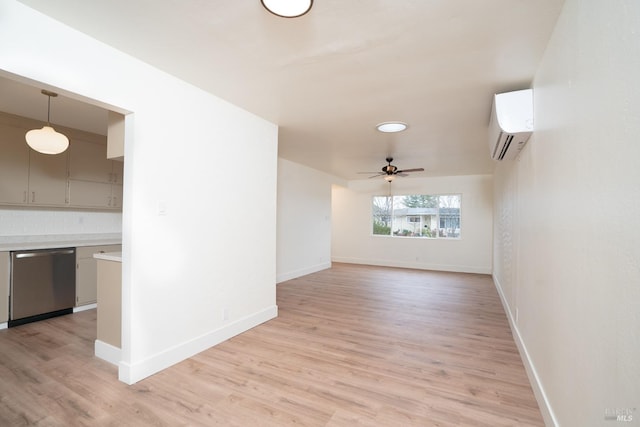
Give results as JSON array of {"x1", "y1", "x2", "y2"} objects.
[
  {"x1": 376, "y1": 121, "x2": 408, "y2": 133},
  {"x1": 25, "y1": 90, "x2": 69, "y2": 155},
  {"x1": 261, "y1": 0, "x2": 313, "y2": 18},
  {"x1": 384, "y1": 175, "x2": 394, "y2": 182}
]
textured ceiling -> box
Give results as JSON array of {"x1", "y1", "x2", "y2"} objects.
[{"x1": 7, "y1": 0, "x2": 565, "y2": 180}]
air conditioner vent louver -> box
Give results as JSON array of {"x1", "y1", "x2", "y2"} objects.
[
  {"x1": 489, "y1": 89, "x2": 533, "y2": 161},
  {"x1": 494, "y1": 134, "x2": 513, "y2": 160}
]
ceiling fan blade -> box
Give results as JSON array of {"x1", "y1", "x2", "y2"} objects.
[
  {"x1": 397, "y1": 173, "x2": 409, "y2": 177},
  {"x1": 396, "y1": 168, "x2": 424, "y2": 173},
  {"x1": 368, "y1": 173, "x2": 384, "y2": 179}
]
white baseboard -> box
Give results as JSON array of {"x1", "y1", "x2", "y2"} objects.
[
  {"x1": 0, "y1": 322, "x2": 7, "y2": 330},
  {"x1": 492, "y1": 275, "x2": 558, "y2": 427},
  {"x1": 276, "y1": 262, "x2": 331, "y2": 283},
  {"x1": 331, "y1": 257, "x2": 491, "y2": 275},
  {"x1": 74, "y1": 303, "x2": 97, "y2": 313},
  {"x1": 118, "y1": 304, "x2": 278, "y2": 385},
  {"x1": 95, "y1": 339, "x2": 121, "y2": 366}
]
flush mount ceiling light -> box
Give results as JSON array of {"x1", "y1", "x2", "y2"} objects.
[
  {"x1": 25, "y1": 90, "x2": 69, "y2": 155},
  {"x1": 376, "y1": 121, "x2": 408, "y2": 133},
  {"x1": 261, "y1": 0, "x2": 313, "y2": 18}
]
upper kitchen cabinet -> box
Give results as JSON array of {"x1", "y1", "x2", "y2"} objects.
[
  {"x1": 28, "y1": 148, "x2": 69, "y2": 206},
  {"x1": 0, "y1": 119, "x2": 30, "y2": 204},
  {"x1": 0, "y1": 113, "x2": 68, "y2": 206},
  {"x1": 68, "y1": 136, "x2": 123, "y2": 210},
  {"x1": 0, "y1": 111, "x2": 123, "y2": 210},
  {"x1": 107, "y1": 111, "x2": 125, "y2": 161},
  {"x1": 68, "y1": 136, "x2": 112, "y2": 183}
]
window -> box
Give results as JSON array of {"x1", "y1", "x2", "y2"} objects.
[{"x1": 372, "y1": 194, "x2": 461, "y2": 239}]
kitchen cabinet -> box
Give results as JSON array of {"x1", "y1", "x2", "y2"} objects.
[
  {"x1": 107, "y1": 111, "x2": 125, "y2": 161},
  {"x1": 0, "y1": 112, "x2": 124, "y2": 210},
  {"x1": 112, "y1": 160, "x2": 124, "y2": 185},
  {"x1": 76, "y1": 244, "x2": 122, "y2": 306},
  {"x1": 68, "y1": 177, "x2": 122, "y2": 209},
  {"x1": 110, "y1": 184, "x2": 123, "y2": 208},
  {"x1": 0, "y1": 118, "x2": 67, "y2": 206},
  {"x1": 27, "y1": 148, "x2": 69, "y2": 206},
  {"x1": 68, "y1": 137, "x2": 113, "y2": 183},
  {"x1": 0, "y1": 111, "x2": 123, "y2": 211},
  {"x1": 0, "y1": 252, "x2": 9, "y2": 324},
  {"x1": 68, "y1": 138, "x2": 123, "y2": 209},
  {"x1": 0, "y1": 123, "x2": 30, "y2": 204}
]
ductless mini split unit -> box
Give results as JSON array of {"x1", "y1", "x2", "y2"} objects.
[{"x1": 488, "y1": 89, "x2": 533, "y2": 161}]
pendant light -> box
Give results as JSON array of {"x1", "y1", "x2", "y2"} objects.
[
  {"x1": 25, "y1": 90, "x2": 69, "y2": 155},
  {"x1": 261, "y1": 0, "x2": 313, "y2": 18}
]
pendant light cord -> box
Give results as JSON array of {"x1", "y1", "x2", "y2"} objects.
[{"x1": 46, "y1": 94, "x2": 51, "y2": 126}]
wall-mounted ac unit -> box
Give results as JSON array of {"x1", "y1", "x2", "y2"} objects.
[{"x1": 489, "y1": 89, "x2": 533, "y2": 161}]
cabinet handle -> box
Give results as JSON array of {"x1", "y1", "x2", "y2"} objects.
[
  {"x1": 31, "y1": 191, "x2": 35, "y2": 203},
  {"x1": 23, "y1": 191, "x2": 27, "y2": 203},
  {"x1": 108, "y1": 196, "x2": 111, "y2": 207}
]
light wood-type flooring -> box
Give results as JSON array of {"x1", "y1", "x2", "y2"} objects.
[{"x1": 0, "y1": 263, "x2": 543, "y2": 426}]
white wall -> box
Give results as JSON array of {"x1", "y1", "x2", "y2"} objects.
[
  {"x1": 332, "y1": 174, "x2": 493, "y2": 274},
  {"x1": 492, "y1": 0, "x2": 640, "y2": 425},
  {"x1": 276, "y1": 158, "x2": 341, "y2": 283},
  {"x1": 0, "y1": 208, "x2": 121, "y2": 236},
  {"x1": 0, "y1": 1, "x2": 278, "y2": 384}
]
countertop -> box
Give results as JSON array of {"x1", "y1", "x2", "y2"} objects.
[
  {"x1": 0, "y1": 233, "x2": 122, "y2": 251},
  {"x1": 94, "y1": 251, "x2": 122, "y2": 262}
]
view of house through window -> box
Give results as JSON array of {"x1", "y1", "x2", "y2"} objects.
[{"x1": 372, "y1": 194, "x2": 461, "y2": 238}]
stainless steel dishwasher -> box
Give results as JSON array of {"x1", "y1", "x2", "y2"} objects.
[{"x1": 9, "y1": 248, "x2": 76, "y2": 327}]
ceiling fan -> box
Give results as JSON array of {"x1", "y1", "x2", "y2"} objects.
[{"x1": 358, "y1": 157, "x2": 424, "y2": 182}]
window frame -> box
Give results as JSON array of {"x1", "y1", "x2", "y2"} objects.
[{"x1": 371, "y1": 193, "x2": 461, "y2": 240}]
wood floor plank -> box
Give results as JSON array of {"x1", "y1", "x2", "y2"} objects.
[{"x1": 0, "y1": 263, "x2": 543, "y2": 426}]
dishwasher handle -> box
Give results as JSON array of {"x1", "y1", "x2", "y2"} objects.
[{"x1": 14, "y1": 249, "x2": 76, "y2": 259}]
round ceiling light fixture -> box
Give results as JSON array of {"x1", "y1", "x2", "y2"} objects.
[
  {"x1": 261, "y1": 0, "x2": 313, "y2": 18},
  {"x1": 376, "y1": 121, "x2": 408, "y2": 133}
]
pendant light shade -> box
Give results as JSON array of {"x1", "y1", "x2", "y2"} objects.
[
  {"x1": 26, "y1": 126, "x2": 69, "y2": 154},
  {"x1": 25, "y1": 90, "x2": 69, "y2": 155},
  {"x1": 261, "y1": 0, "x2": 313, "y2": 18}
]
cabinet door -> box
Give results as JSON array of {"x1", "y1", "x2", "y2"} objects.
[
  {"x1": 0, "y1": 124, "x2": 30, "y2": 204},
  {"x1": 28, "y1": 150, "x2": 69, "y2": 206},
  {"x1": 76, "y1": 245, "x2": 121, "y2": 306},
  {"x1": 76, "y1": 257, "x2": 97, "y2": 305},
  {"x1": 110, "y1": 184, "x2": 123, "y2": 209},
  {"x1": 68, "y1": 180, "x2": 112, "y2": 208},
  {"x1": 0, "y1": 252, "x2": 9, "y2": 323},
  {"x1": 111, "y1": 160, "x2": 124, "y2": 185},
  {"x1": 68, "y1": 138, "x2": 111, "y2": 183}
]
